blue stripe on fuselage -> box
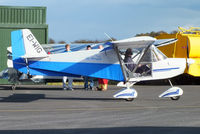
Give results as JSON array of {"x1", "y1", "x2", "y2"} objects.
[
  {"x1": 28, "y1": 61, "x2": 124, "y2": 81},
  {"x1": 153, "y1": 67, "x2": 179, "y2": 72},
  {"x1": 28, "y1": 68, "x2": 81, "y2": 77}
]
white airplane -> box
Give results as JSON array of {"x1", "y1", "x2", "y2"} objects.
[{"x1": 11, "y1": 29, "x2": 186, "y2": 101}]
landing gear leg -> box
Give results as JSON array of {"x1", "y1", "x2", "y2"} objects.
[{"x1": 11, "y1": 84, "x2": 16, "y2": 91}]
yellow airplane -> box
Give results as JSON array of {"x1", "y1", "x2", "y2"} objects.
[{"x1": 156, "y1": 27, "x2": 200, "y2": 77}]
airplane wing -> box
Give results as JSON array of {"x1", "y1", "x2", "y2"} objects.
[
  {"x1": 153, "y1": 38, "x2": 178, "y2": 47},
  {"x1": 42, "y1": 43, "x2": 110, "y2": 54},
  {"x1": 111, "y1": 36, "x2": 156, "y2": 48},
  {"x1": 110, "y1": 36, "x2": 177, "y2": 48},
  {"x1": 41, "y1": 36, "x2": 171, "y2": 55},
  {"x1": 41, "y1": 38, "x2": 176, "y2": 54},
  {"x1": 42, "y1": 43, "x2": 93, "y2": 53}
]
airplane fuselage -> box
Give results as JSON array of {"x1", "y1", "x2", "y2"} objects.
[{"x1": 17, "y1": 48, "x2": 186, "y2": 82}]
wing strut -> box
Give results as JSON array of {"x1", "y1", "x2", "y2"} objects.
[{"x1": 114, "y1": 46, "x2": 128, "y2": 82}]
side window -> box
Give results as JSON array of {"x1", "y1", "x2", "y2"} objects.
[
  {"x1": 151, "y1": 45, "x2": 167, "y2": 62},
  {"x1": 152, "y1": 50, "x2": 158, "y2": 62},
  {"x1": 140, "y1": 48, "x2": 152, "y2": 63}
]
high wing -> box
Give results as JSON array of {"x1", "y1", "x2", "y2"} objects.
[
  {"x1": 41, "y1": 38, "x2": 177, "y2": 54},
  {"x1": 111, "y1": 36, "x2": 156, "y2": 49},
  {"x1": 42, "y1": 43, "x2": 109, "y2": 54},
  {"x1": 153, "y1": 38, "x2": 178, "y2": 47}
]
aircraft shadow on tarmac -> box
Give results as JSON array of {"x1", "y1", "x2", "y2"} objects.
[
  {"x1": 0, "y1": 127, "x2": 199, "y2": 134},
  {"x1": 0, "y1": 94, "x2": 45, "y2": 102},
  {"x1": 0, "y1": 85, "x2": 66, "y2": 90},
  {"x1": 0, "y1": 93, "x2": 118, "y2": 103}
]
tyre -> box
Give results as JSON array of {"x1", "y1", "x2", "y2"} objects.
[
  {"x1": 125, "y1": 98, "x2": 134, "y2": 101},
  {"x1": 170, "y1": 96, "x2": 180, "y2": 100}
]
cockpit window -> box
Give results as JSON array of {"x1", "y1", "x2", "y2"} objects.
[
  {"x1": 117, "y1": 44, "x2": 167, "y2": 81},
  {"x1": 118, "y1": 46, "x2": 152, "y2": 79}
]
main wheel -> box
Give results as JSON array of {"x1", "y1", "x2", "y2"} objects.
[
  {"x1": 170, "y1": 96, "x2": 180, "y2": 100},
  {"x1": 125, "y1": 98, "x2": 134, "y2": 101}
]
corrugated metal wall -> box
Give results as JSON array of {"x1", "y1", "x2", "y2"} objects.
[
  {"x1": 0, "y1": 6, "x2": 46, "y2": 24},
  {"x1": 0, "y1": 6, "x2": 48, "y2": 84}
]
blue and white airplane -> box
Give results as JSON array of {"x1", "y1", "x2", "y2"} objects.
[{"x1": 11, "y1": 29, "x2": 186, "y2": 101}]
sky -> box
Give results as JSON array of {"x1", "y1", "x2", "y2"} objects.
[{"x1": 1, "y1": 0, "x2": 200, "y2": 42}]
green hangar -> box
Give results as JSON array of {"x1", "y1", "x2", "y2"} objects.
[{"x1": 0, "y1": 6, "x2": 48, "y2": 84}]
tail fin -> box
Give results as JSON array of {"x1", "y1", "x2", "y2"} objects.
[
  {"x1": 11, "y1": 29, "x2": 47, "y2": 74},
  {"x1": 11, "y1": 29, "x2": 47, "y2": 58}
]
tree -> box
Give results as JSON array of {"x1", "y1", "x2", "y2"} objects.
[
  {"x1": 58, "y1": 41, "x2": 66, "y2": 44},
  {"x1": 48, "y1": 38, "x2": 55, "y2": 44},
  {"x1": 73, "y1": 40, "x2": 100, "y2": 43},
  {"x1": 136, "y1": 31, "x2": 168, "y2": 37}
]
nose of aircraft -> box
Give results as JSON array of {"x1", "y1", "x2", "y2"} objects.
[
  {"x1": 186, "y1": 58, "x2": 195, "y2": 65},
  {"x1": 173, "y1": 58, "x2": 186, "y2": 75},
  {"x1": 163, "y1": 58, "x2": 186, "y2": 79}
]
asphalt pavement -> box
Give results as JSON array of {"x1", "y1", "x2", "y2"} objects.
[{"x1": 0, "y1": 85, "x2": 200, "y2": 134}]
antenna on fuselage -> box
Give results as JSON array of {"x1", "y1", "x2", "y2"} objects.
[{"x1": 104, "y1": 32, "x2": 113, "y2": 41}]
